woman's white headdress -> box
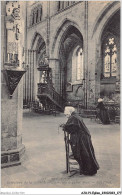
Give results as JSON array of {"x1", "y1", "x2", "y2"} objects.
[
  {"x1": 64, "y1": 106, "x2": 75, "y2": 116},
  {"x1": 98, "y1": 98, "x2": 103, "y2": 103}
]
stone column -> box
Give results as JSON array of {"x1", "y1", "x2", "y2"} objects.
[
  {"x1": 84, "y1": 1, "x2": 88, "y2": 108},
  {"x1": 49, "y1": 58, "x2": 60, "y2": 94},
  {"x1": 34, "y1": 51, "x2": 40, "y2": 101},
  {"x1": 94, "y1": 43, "x2": 101, "y2": 103},
  {"x1": 1, "y1": 1, "x2": 25, "y2": 168}
]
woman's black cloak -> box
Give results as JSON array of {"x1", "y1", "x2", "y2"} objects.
[
  {"x1": 96, "y1": 102, "x2": 110, "y2": 124},
  {"x1": 64, "y1": 113, "x2": 99, "y2": 175}
]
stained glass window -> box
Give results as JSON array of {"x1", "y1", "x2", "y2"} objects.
[{"x1": 103, "y1": 36, "x2": 117, "y2": 78}]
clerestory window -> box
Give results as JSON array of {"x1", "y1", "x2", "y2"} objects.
[
  {"x1": 58, "y1": 1, "x2": 76, "y2": 11},
  {"x1": 30, "y1": 5, "x2": 42, "y2": 26}
]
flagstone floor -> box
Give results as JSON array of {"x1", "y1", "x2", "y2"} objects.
[{"x1": 1, "y1": 110, "x2": 120, "y2": 188}]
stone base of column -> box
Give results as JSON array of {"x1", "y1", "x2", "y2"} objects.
[{"x1": 1, "y1": 144, "x2": 25, "y2": 168}]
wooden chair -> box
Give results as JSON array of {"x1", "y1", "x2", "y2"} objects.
[{"x1": 63, "y1": 130, "x2": 80, "y2": 177}]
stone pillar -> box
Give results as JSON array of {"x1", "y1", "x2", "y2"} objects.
[
  {"x1": 94, "y1": 43, "x2": 101, "y2": 103},
  {"x1": 49, "y1": 58, "x2": 60, "y2": 94},
  {"x1": 87, "y1": 39, "x2": 100, "y2": 107},
  {"x1": 34, "y1": 51, "x2": 40, "y2": 101},
  {"x1": 84, "y1": 1, "x2": 88, "y2": 108},
  {"x1": 1, "y1": 1, "x2": 25, "y2": 168}
]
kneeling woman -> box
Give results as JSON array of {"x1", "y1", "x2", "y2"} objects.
[
  {"x1": 63, "y1": 107, "x2": 99, "y2": 176},
  {"x1": 96, "y1": 98, "x2": 110, "y2": 124}
]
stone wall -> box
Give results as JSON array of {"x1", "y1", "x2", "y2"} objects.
[{"x1": 26, "y1": 1, "x2": 120, "y2": 108}]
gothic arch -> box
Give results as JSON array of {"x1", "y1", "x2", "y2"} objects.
[
  {"x1": 30, "y1": 32, "x2": 46, "y2": 51},
  {"x1": 52, "y1": 20, "x2": 83, "y2": 100},
  {"x1": 92, "y1": 1, "x2": 120, "y2": 42},
  {"x1": 51, "y1": 19, "x2": 82, "y2": 58},
  {"x1": 26, "y1": 32, "x2": 47, "y2": 103},
  {"x1": 92, "y1": 2, "x2": 120, "y2": 100}
]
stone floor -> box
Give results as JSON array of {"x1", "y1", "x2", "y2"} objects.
[{"x1": 1, "y1": 110, "x2": 120, "y2": 188}]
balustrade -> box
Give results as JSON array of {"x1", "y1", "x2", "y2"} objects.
[{"x1": 37, "y1": 83, "x2": 64, "y2": 109}]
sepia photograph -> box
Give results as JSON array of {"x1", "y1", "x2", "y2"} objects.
[{"x1": 1, "y1": 0, "x2": 121, "y2": 193}]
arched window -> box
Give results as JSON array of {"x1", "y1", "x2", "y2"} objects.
[
  {"x1": 102, "y1": 36, "x2": 117, "y2": 78},
  {"x1": 77, "y1": 48, "x2": 83, "y2": 80},
  {"x1": 39, "y1": 7, "x2": 42, "y2": 21},
  {"x1": 30, "y1": 5, "x2": 42, "y2": 26},
  {"x1": 61, "y1": 2, "x2": 64, "y2": 9},
  {"x1": 58, "y1": 1, "x2": 76, "y2": 11},
  {"x1": 71, "y1": 46, "x2": 84, "y2": 83},
  {"x1": 36, "y1": 9, "x2": 39, "y2": 23}
]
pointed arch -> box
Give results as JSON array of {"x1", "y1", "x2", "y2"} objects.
[
  {"x1": 91, "y1": 1, "x2": 120, "y2": 41},
  {"x1": 30, "y1": 32, "x2": 46, "y2": 51},
  {"x1": 93, "y1": 2, "x2": 120, "y2": 100},
  {"x1": 51, "y1": 19, "x2": 83, "y2": 58}
]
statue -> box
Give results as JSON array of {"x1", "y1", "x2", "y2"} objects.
[
  {"x1": 11, "y1": 8, "x2": 20, "y2": 20},
  {"x1": 6, "y1": 7, "x2": 20, "y2": 40},
  {"x1": 5, "y1": 2, "x2": 21, "y2": 64}
]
